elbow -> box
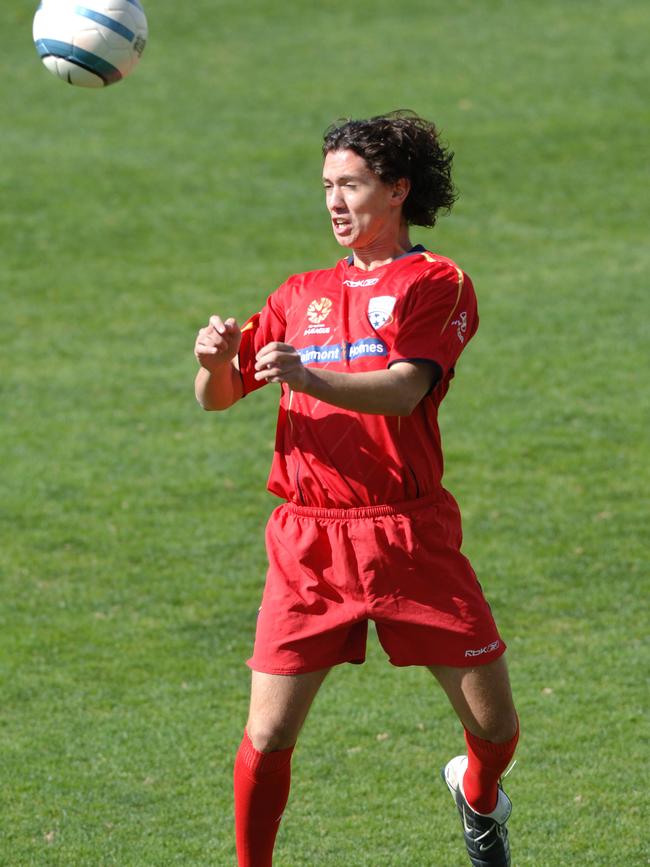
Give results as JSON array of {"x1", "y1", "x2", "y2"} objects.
[
  {"x1": 194, "y1": 365, "x2": 243, "y2": 411},
  {"x1": 394, "y1": 395, "x2": 421, "y2": 417},
  {"x1": 197, "y1": 396, "x2": 234, "y2": 412},
  {"x1": 195, "y1": 390, "x2": 230, "y2": 411},
  {"x1": 395, "y1": 404, "x2": 416, "y2": 418},
  {"x1": 386, "y1": 361, "x2": 440, "y2": 417},
  {"x1": 195, "y1": 392, "x2": 215, "y2": 411}
]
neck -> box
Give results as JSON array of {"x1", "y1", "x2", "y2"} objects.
[{"x1": 352, "y1": 225, "x2": 413, "y2": 271}]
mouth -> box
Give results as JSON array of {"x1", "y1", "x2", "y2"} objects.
[{"x1": 332, "y1": 217, "x2": 352, "y2": 235}]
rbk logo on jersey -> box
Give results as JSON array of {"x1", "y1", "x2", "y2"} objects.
[
  {"x1": 367, "y1": 296, "x2": 397, "y2": 329},
  {"x1": 343, "y1": 277, "x2": 380, "y2": 288},
  {"x1": 307, "y1": 297, "x2": 333, "y2": 325}
]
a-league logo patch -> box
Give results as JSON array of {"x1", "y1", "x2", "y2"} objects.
[
  {"x1": 367, "y1": 295, "x2": 396, "y2": 329},
  {"x1": 307, "y1": 297, "x2": 333, "y2": 325}
]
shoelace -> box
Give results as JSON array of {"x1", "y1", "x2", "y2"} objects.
[{"x1": 501, "y1": 759, "x2": 517, "y2": 782}]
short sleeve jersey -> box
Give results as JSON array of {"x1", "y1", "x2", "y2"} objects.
[{"x1": 237, "y1": 246, "x2": 478, "y2": 508}]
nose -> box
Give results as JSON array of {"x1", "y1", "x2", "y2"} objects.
[{"x1": 327, "y1": 185, "x2": 344, "y2": 211}]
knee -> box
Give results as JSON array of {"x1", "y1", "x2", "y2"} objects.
[
  {"x1": 246, "y1": 720, "x2": 297, "y2": 753},
  {"x1": 478, "y1": 709, "x2": 519, "y2": 744}
]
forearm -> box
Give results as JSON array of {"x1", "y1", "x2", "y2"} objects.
[
  {"x1": 195, "y1": 363, "x2": 243, "y2": 410},
  {"x1": 299, "y1": 367, "x2": 418, "y2": 416},
  {"x1": 254, "y1": 342, "x2": 437, "y2": 415}
]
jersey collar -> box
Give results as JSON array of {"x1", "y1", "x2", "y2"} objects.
[{"x1": 345, "y1": 244, "x2": 427, "y2": 266}]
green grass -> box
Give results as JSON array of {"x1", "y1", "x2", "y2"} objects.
[{"x1": 1, "y1": 0, "x2": 649, "y2": 863}]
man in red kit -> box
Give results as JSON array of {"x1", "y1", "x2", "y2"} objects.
[{"x1": 194, "y1": 111, "x2": 519, "y2": 867}]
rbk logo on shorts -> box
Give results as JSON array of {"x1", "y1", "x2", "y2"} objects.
[
  {"x1": 307, "y1": 297, "x2": 333, "y2": 325},
  {"x1": 464, "y1": 640, "x2": 500, "y2": 658},
  {"x1": 367, "y1": 295, "x2": 397, "y2": 329}
]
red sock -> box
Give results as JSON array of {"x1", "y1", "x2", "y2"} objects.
[
  {"x1": 233, "y1": 730, "x2": 294, "y2": 867},
  {"x1": 462, "y1": 720, "x2": 519, "y2": 814}
]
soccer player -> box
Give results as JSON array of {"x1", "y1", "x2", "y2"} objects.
[{"x1": 194, "y1": 111, "x2": 519, "y2": 867}]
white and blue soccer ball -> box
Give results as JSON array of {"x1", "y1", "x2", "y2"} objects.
[{"x1": 33, "y1": 0, "x2": 148, "y2": 88}]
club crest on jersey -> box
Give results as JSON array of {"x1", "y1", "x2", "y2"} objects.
[
  {"x1": 367, "y1": 295, "x2": 396, "y2": 329},
  {"x1": 307, "y1": 297, "x2": 333, "y2": 325}
]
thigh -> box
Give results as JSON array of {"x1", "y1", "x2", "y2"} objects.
[
  {"x1": 429, "y1": 655, "x2": 518, "y2": 743},
  {"x1": 247, "y1": 506, "x2": 369, "y2": 674},
  {"x1": 246, "y1": 668, "x2": 331, "y2": 752},
  {"x1": 370, "y1": 498, "x2": 504, "y2": 668}
]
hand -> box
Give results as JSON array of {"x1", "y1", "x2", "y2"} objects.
[
  {"x1": 254, "y1": 342, "x2": 312, "y2": 391},
  {"x1": 194, "y1": 315, "x2": 241, "y2": 372}
]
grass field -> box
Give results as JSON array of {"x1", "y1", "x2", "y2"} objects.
[{"x1": 1, "y1": 0, "x2": 649, "y2": 864}]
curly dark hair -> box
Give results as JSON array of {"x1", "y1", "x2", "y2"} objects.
[{"x1": 322, "y1": 110, "x2": 457, "y2": 227}]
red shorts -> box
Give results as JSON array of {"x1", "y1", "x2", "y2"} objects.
[{"x1": 247, "y1": 492, "x2": 505, "y2": 675}]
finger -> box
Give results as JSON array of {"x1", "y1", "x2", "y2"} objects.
[
  {"x1": 256, "y1": 341, "x2": 294, "y2": 359},
  {"x1": 255, "y1": 357, "x2": 285, "y2": 372},
  {"x1": 209, "y1": 315, "x2": 228, "y2": 335},
  {"x1": 255, "y1": 349, "x2": 297, "y2": 370},
  {"x1": 200, "y1": 330, "x2": 232, "y2": 351},
  {"x1": 196, "y1": 335, "x2": 226, "y2": 352},
  {"x1": 254, "y1": 349, "x2": 272, "y2": 369},
  {"x1": 254, "y1": 366, "x2": 284, "y2": 381}
]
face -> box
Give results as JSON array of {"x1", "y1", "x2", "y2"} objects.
[{"x1": 322, "y1": 149, "x2": 408, "y2": 251}]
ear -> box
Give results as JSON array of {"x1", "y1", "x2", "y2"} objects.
[{"x1": 390, "y1": 177, "x2": 411, "y2": 207}]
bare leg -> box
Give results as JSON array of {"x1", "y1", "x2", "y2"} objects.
[
  {"x1": 432, "y1": 655, "x2": 518, "y2": 867},
  {"x1": 234, "y1": 668, "x2": 331, "y2": 866},
  {"x1": 246, "y1": 667, "x2": 331, "y2": 752},
  {"x1": 428, "y1": 655, "x2": 518, "y2": 742}
]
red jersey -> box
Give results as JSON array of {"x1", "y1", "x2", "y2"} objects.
[{"x1": 237, "y1": 246, "x2": 478, "y2": 508}]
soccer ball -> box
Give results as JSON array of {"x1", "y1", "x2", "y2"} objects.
[{"x1": 33, "y1": 0, "x2": 148, "y2": 88}]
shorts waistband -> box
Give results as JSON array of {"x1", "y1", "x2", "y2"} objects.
[{"x1": 284, "y1": 493, "x2": 447, "y2": 521}]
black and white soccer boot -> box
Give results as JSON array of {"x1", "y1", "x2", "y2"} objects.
[{"x1": 442, "y1": 755, "x2": 512, "y2": 867}]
